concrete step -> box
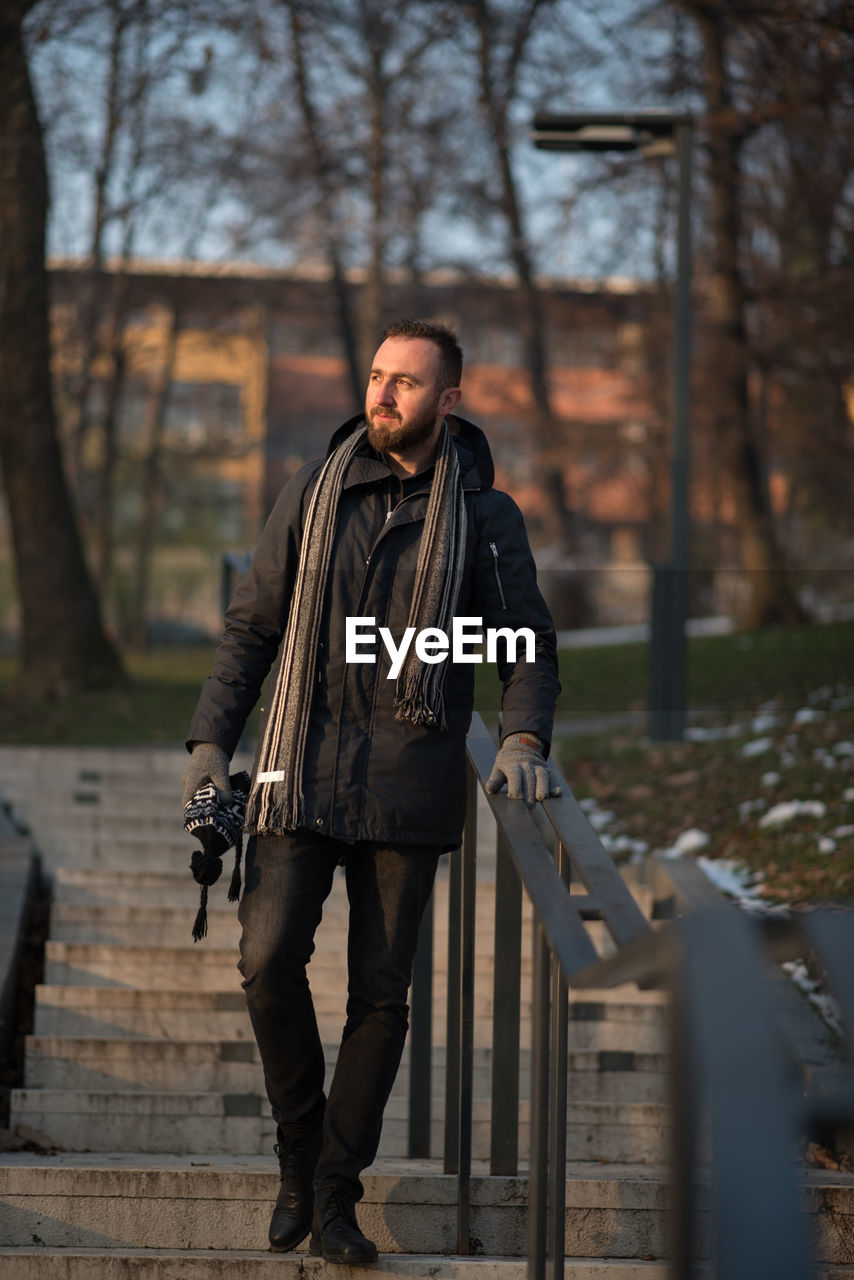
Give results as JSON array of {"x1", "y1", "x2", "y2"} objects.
[
  {"x1": 9, "y1": 1088, "x2": 670, "y2": 1162},
  {"x1": 17, "y1": 835, "x2": 208, "y2": 873},
  {"x1": 48, "y1": 895, "x2": 653, "y2": 950},
  {"x1": 0, "y1": 1155, "x2": 667, "y2": 1255},
  {"x1": 47, "y1": 870, "x2": 532, "y2": 921},
  {"x1": 47, "y1": 904, "x2": 546, "y2": 960},
  {"x1": 23, "y1": 1036, "x2": 669, "y2": 1104},
  {"x1": 0, "y1": 744, "x2": 217, "y2": 779},
  {"x1": 0, "y1": 1254, "x2": 527, "y2": 1280},
  {"x1": 33, "y1": 986, "x2": 669, "y2": 1052},
  {"x1": 0, "y1": 1253, "x2": 680, "y2": 1279},
  {"x1": 2, "y1": 1154, "x2": 852, "y2": 1263}
]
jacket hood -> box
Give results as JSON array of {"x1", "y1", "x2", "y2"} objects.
[{"x1": 326, "y1": 413, "x2": 495, "y2": 491}]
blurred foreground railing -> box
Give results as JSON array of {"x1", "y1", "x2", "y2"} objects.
[{"x1": 409, "y1": 711, "x2": 854, "y2": 1280}]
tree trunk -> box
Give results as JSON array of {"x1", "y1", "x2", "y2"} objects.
[
  {"x1": 695, "y1": 6, "x2": 806, "y2": 628},
  {"x1": 471, "y1": 0, "x2": 577, "y2": 556},
  {"x1": 65, "y1": 0, "x2": 128, "y2": 492},
  {"x1": 470, "y1": 0, "x2": 591, "y2": 626},
  {"x1": 0, "y1": 5, "x2": 125, "y2": 695},
  {"x1": 129, "y1": 302, "x2": 181, "y2": 650},
  {"x1": 93, "y1": 320, "x2": 128, "y2": 595},
  {"x1": 289, "y1": 7, "x2": 362, "y2": 411},
  {"x1": 357, "y1": 39, "x2": 387, "y2": 383}
]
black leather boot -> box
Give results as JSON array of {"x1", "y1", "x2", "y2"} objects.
[
  {"x1": 268, "y1": 1124, "x2": 322, "y2": 1252},
  {"x1": 309, "y1": 1185, "x2": 378, "y2": 1265}
]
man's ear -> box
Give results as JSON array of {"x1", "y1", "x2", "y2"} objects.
[{"x1": 440, "y1": 387, "x2": 462, "y2": 416}]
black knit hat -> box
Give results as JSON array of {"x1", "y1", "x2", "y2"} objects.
[{"x1": 183, "y1": 771, "x2": 251, "y2": 942}]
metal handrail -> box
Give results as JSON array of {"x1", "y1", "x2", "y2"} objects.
[
  {"x1": 425, "y1": 712, "x2": 655, "y2": 1271},
  {"x1": 408, "y1": 711, "x2": 854, "y2": 1280}
]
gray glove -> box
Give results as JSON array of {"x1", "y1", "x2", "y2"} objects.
[
  {"x1": 182, "y1": 742, "x2": 232, "y2": 809},
  {"x1": 485, "y1": 732, "x2": 563, "y2": 806}
]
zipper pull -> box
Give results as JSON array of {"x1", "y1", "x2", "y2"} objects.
[{"x1": 489, "y1": 541, "x2": 508, "y2": 610}]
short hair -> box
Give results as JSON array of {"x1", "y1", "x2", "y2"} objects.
[{"x1": 382, "y1": 318, "x2": 463, "y2": 390}]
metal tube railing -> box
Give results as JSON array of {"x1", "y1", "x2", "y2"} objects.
[
  {"x1": 408, "y1": 891, "x2": 433, "y2": 1158},
  {"x1": 407, "y1": 712, "x2": 854, "y2": 1277},
  {"x1": 490, "y1": 828, "x2": 522, "y2": 1174},
  {"x1": 547, "y1": 839, "x2": 570, "y2": 1280}
]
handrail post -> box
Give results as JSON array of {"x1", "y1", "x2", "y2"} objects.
[
  {"x1": 528, "y1": 919, "x2": 550, "y2": 1280},
  {"x1": 547, "y1": 840, "x2": 570, "y2": 1280},
  {"x1": 444, "y1": 814, "x2": 463, "y2": 1175},
  {"x1": 408, "y1": 890, "x2": 434, "y2": 1158},
  {"x1": 456, "y1": 758, "x2": 477, "y2": 1254},
  {"x1": 491, "y1": 826, "x2": 522, "y2": 1174}
]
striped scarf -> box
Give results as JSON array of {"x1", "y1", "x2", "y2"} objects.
[{"x1": 244, "y1": 420, "x2": 466, "y2": 836}]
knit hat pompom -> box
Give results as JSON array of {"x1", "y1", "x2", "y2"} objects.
[{"x1": 183, "y1": 771, "x2": 250, "y2": 942}]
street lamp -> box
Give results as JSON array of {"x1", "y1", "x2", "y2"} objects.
[{"x1": 531, "y1": 110, "x2": 694, "y2": 741}]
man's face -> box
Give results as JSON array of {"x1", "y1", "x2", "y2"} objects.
[{"x1": 365, "y1": 337, "x2": 450, "y2": 456}]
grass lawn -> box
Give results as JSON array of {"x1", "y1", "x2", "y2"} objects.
[
  {"x1": 0, "y1": 648, "x2": 220, "y2": 747},
  {"x1": 552, "y1": 695, "x2": 854, "y2": 908}
]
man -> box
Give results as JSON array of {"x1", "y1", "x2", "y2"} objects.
[{"x1": 182, "y1": 318, "x2": 561, "y2": 1265}]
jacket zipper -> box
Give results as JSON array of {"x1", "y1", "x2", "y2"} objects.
[{"x1": 490, "y1": 541, "x2": 508, "y2": 610}]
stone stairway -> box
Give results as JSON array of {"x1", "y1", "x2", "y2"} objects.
[{"x1": 0, "y1": 746, "x2": 852, "y2": 1277}]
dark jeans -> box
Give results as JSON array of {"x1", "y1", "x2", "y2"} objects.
[{"x1": 237, "y1": 829, "x2": 439, "y2": 1200}]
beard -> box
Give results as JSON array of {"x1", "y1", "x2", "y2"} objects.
[{"x1": 367, "y1": 395, "x2": 441, "y2": 455}]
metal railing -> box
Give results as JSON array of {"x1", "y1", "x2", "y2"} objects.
[
  {"x1": 410, "y1": 711, "x2": 653, "y2": 1269},
  {"x1": 409, "y1": 711, "x2": 854, "y2": 1280}
]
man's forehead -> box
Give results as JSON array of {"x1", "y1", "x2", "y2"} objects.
[{"x1": 372, "y1": 336, "x2": 440, "y2": 378}]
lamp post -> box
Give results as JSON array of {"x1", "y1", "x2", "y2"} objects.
[{"x1": 531, "y1": 111, "x2": 694, "y2": 741}]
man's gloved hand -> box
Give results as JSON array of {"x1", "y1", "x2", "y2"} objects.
[
  {"x1": 486, "y1": 732, "x2": 563, "y2": 806},
  {"x1": 182, "y1": 742, "x2": 232, "y2": 809}
]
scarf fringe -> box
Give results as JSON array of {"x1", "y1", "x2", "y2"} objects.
[{"x1": 192, "y1": 885, "x2": 209, "y2": 943}]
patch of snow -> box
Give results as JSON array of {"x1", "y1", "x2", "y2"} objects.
[
  {"x1": 742, "y1": 737, "x2": 773, "y2": 757},
  {"x1": 844, "y1": 788, "x2": 854, "y2": 803},
  {"x1": 831, "y1": 825, "x2": 854, "y2": 839},
  {"x1": 760, "y1": 772, "x2": 781, "y2": 787},
  {"x1": 807, "y1": 685, "x2": 834, "y2": 705},
  {"x1": 578, "y1": 797, "x2": 597, "y2": 812},
  {"x1": 696, "y1": 856, "x2": 753, "y2": 899},
  {"x1": 659, "y1": 828, "x2": 710, "y2": 857},
  {"x1": 817, "y1": 837, "x2": 837, "y2": 855},
  {"x1": 758, "y1": 699, "x2": 782, "y2": 714},
  {"x1": 751, "y1": 714, "x2": 781, "y2": 733},
  {"x1": 783, "y1": 960, "x2": 844, "y2": 1038},
  {"x1": 831, "y1": 694, "x2": 854, "y2": 711},
  {"x1": 779, "y1": 753, "x2": 798, "y2": 769},
  {"x1": 588, "y1": 809, "x2": 615, "y2": 832},
  {"x1": 630, "y1": 839, "x2": 648, "y2": 856},
  {"x1": 794, "y1": 707, "x2": 826, "y2": 724},
  {"x1": 685, "y1": 723, "x2": 745, "y2": 742},
  {"x1": 758, "y1": 800, "x2": 827, "y2": 828},
  {"x1": 833, "y1": 742, "x2": 854, "y2": 757}
]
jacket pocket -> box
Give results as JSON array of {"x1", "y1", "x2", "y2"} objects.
[{"x1": 489, "y1": 541, "x2": 508, "y2": 610}]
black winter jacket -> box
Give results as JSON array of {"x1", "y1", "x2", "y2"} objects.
[{"x1": 187, "y1": 414, "x2": 560, "y2": 848}]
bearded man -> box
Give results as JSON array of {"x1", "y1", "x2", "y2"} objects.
[{"x1": 182, "y1": 317, "x2": 561, "y2": 1264}]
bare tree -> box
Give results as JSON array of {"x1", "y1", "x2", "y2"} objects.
[
  {"x1": 288, "y1": 3, "x2": 361, "y2": 408},
  {"x1": 0, "y1": 0, "x2": 124, "y2": 694},
  {"x1": 683, "y1": 1, "x2": 806, "y2": 627}
]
